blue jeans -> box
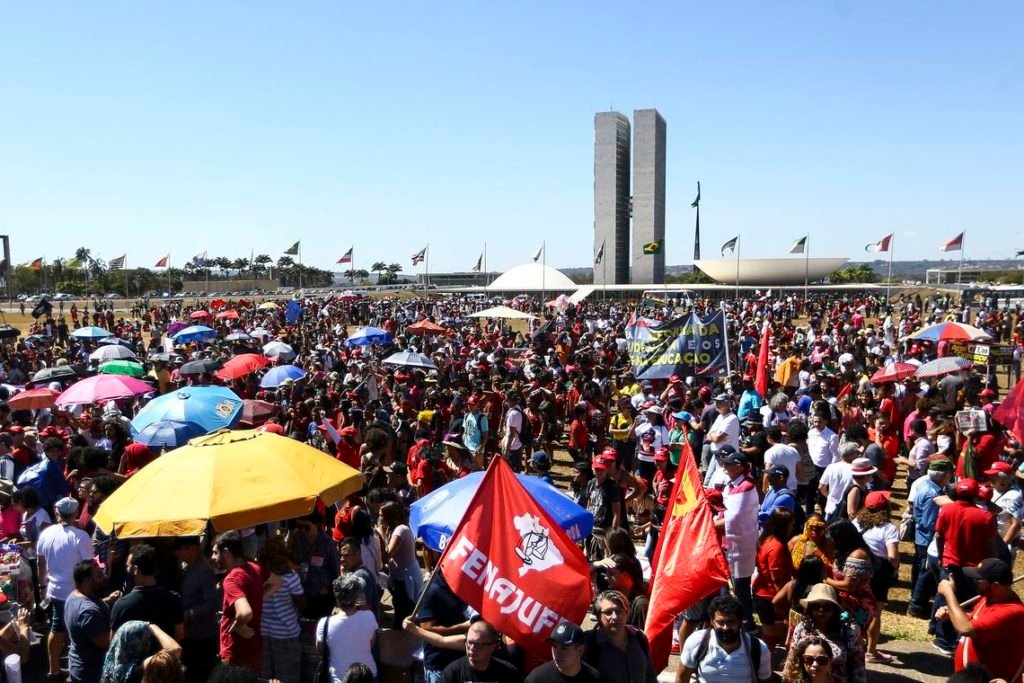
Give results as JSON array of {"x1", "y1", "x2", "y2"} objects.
[{"x1": 930, "y1": 566, "x2": 976, "y2": 650}]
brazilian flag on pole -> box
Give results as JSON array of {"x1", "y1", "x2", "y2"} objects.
[
  {"x1": 642, "y1": 240, "x2": 663, "y2": 255},
  {"x1": 284, "y1": 241, "x2": 300, "y2": 255}
]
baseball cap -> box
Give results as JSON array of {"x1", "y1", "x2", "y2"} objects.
[
  {"x1": 713, "y1": 393, "x2": 730, "y2": 403},
  {"x1": 928, "y1": 459, "x2": 954, "y2": 473},
  {"x1": 963, "y1": 558, "x2": 1013, "y2": 585},
  {"x1": 548, "y1": 621, "x2": 585, "y2": 646},
  {"x1": 530, "y1": 451, "x2": 552, "y2": 469},
  {"x1": 983, "y1": 461, "x2": 1012, "y2": 477},
  {"x1": 653, "y1": 447, "x2": 670, "y2": 462},
  {"x1": 669, "y1": 374, "x2": 682, "y2": 384},
  {"x1": 591, "y1": 458, "x2": 608, "y2": 471},
  {"x1": 865, "y1": 490, "x2": 891, "y2": 511},
  {"x1": 978, "y1": 483, "x2": 994, "y2": 501},
  {"x1": 55, "y1": 497, "x2": 79, "y2": 517},
  {"x1": 767, "y1": 464, "x2": 789, "y2": 479},
  {"x1": 645, "y1": 405, "x2": 664, "y2": 416},
  {"x1": 955, "y1": 478, "x2": 980, "y2": 499}
]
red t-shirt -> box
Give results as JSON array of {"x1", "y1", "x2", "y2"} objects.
[
  {"x1": 954, "y1": 594, "x2": 1024, "y2": 681},
  {"x1": 752, "y1": 537, "x2": 794, "y2": 600},
  {"x1": 568, "y1": 419, "x2": 589, "y2": 449},
  {"x1": 935, "y1": 501, "x2": 995, "y2": 568},
  {"x1": 219, "y1": 561, "x2": 264, "y2": 664},
  {"x1": 957, "y1": 433, "x2": 1005, "y2": 478}
]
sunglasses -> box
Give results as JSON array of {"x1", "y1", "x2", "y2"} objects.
[{"x1": 803, "y1": 655, "x2": 830, "y2": 666}]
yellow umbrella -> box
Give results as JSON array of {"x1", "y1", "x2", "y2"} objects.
[
  {"x1": 258, "y1": 301, "x2": 279, "y2": 309},
  {"x1": 94, "y1": 429, "x2": 361, "y2": 537}
]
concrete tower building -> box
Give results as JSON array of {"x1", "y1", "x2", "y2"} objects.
[
  {"x1": 631, "y1": 109, "x2": 667, "y2": 284},
  {"x1": 593, "y1": 112, "x2": 631, "y2": 285}
]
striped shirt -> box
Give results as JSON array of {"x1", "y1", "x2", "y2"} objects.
[{"x1": 261, "y1": 571, "x2": 303, "y2": 639}]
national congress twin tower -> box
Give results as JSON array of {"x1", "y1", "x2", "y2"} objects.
[{"x1": 593, "y1": 109, "x2": 667, "y2": 286}]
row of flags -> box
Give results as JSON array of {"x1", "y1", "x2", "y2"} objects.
[{"x1": 714, "y1": 231, "x2": 966, "y2": 257}]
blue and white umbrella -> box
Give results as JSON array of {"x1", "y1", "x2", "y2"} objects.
[
  {"x1": 71, "y1": 326, "x2": 112, "y2": 340},
  {"x1": 89, "y1": 344, "x2": 136, "y2": 362},
  {"x1": 259, "y1": 365, "x2": 307, "y2": 388},
  {"x1": 345, "y1": 326, "x2": 393, "y2": 347},
  {"x1": 131, "y1": 386, "x2": 243, "y2": 435},
  {"x1": 225, "y1": 331, "x2": 252, "y2": 341},
  {"x1": 171, "y1": 325, "x2": 217, "y2": 344},
  {"x1": 382, "y1": 350, "x2": 437, "y2": 370},
  {"x1": 133, "y1": 420, "x2": 209, "y2": 450},
  {"x1": 97, "y1": 337, "x2": 134, "y2": 347},
  {"x1": 410, "y1": 471, "x2": 593, "y2": 552}
]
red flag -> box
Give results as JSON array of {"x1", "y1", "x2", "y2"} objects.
[
  {"x1": 438, "y1": 456, "x2": 592, "y2": 655},
  {"x1": 753, "y1": 322, "x2": 772, "y2": 399},
  {"x1": 994, "y1": 378, "x2": 1024, "y2": 446},
  {"x1": 644, "y1": 440, "x2": 730, "y2": 672},
  {"x1": 154, "y1": 254, "x2": 169, "y2": 268}
]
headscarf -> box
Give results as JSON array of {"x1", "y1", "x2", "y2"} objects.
[
  {"x1": 122, "y1": 443, "x2": 156, "y2": 477},
  {"x1": 101, "y1": 620, "x2": 152, "y2": 683},
  {"x1": 791, "y1": 518, "x2": 835, "y2": 570}
]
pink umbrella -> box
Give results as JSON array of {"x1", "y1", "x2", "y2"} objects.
[
  {"x1": 215, "y1": 309, "x2": 239, "y2": 320},
  {"x1": 190, "y1": 310, "x2": 211, "y2": 320},
  {"x1": 9, "y1": 388, "x2": 61, "y2": 410},
  {"x1": 56, "y1": 375, "x2": 155, "y2": 407}
]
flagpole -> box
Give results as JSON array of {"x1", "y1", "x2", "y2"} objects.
[
  {"x1": 484, "y1": 242, "x2": 488, "y2": 288},
  {"x1": 886, "y1": 235, "x2": 894, "y2": 305},
  {"x1": 168, "y1": 253, "x2": 172, "y2": 295},
  {"x1": 426, "y1": 244, "x2": 430, "y2": 291},
  {"x1": 541, "y1": 240, "x2": 546, "y2": 308},
  {"x1": 205, "y1": 251, "x2": 209, "y2": 295},
  {"x1": 804, "y1": 234, "x2": 810, "y2": 303},
  {"x1": 735, "y1": 235, "x2": 741, "y2": 304},
  {"x1": 957, "y1": 231, "x2": 966, "y2": 294},
  {"x1": 693, "y1": 181, "x2": 701, "y2": 273},
  {"x1": 298, "y1": 243, "x2": 303, "y2": 293},
  {"x1": 124, "y1": 256, "x2": 129, "y2": 301}
]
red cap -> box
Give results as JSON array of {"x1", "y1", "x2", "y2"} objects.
[
  {"x1": 978, "y1": 388, "x2": 996, "y2": 399},
  {"x1": 978, "y1": 483, "x2": 994, "y2": 502},
  {"x1": 955, "y1": 478, "x2": 980, "y2": 499},
  {"x1": 742, "y1": 374, "x2": 753, "y2": 382},
  {"x1": 7, "y1": 426, "x2": 22, "y2": 434},
  {"x1": 591, "y1": 458, "x2": 608, "y2": 471},
  {"x1": 865, "y1": 490, "x2": 891, "y2": 511},
  {"x1": 654, "y1": 447, "x2": 670, "y2": 462},
  {"x1": 669, "y1": 374, "x2": 682, "y2": 384},
  {"x1": 258, "y1": 423, "x2": 285, "y2": 435},
  {"x1": 983, "y1": 461, "x2": 1013, "y2": 477},
  {"x1": 600, "y1": 447, "x2": 618, "y2": 460}
]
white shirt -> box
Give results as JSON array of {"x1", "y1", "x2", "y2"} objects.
[
  {"x1": 854, "y1": 520, "x2": 899, "y2": 561},
  {"x1": 37, "y1": 523, "x2": 94, "y2": 601},
  {"x1": 992, "y1": 487, "x2": 1024, "y2": 541},
  {"x1": 709, "y1": 412, "x2": 740, "y2": 453},
  {"x1": 317, "y1": 609, "x2": 378, "y2": 679},
  {"x1": 504, "y1": 409, "x2": 523, "y2": 450},
  {"x1": 807, "y1": 427, "x2": 839, "y2": 468},
  {"x1": 763, "y1": 444, "x2": 801, "y2": 490},
  {"x1": 681, "y1": 629, "x2": 771, "y2": 682},
  {"x1": 634, "y1": 422, "x2": 669, "y2": 463},
  {"x1": 724, "y1": 475, "x2": 759, "y2": 578},
  {"x1": 819, "y1": 461, "x2": 853, "y2": 517}
]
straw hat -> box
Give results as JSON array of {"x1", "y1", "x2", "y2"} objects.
[{"x1": 799, "y1": 583, "x2": 841, "y2": 610}]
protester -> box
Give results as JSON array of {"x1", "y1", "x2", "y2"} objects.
[
  {"x1": 110, "y1": 543, "x2": 186, "y2": 641},
  {"x1": 212, "y1": 531, "x2": 263, "y2": 672},
  {"x1": 65, "y1": 560, "x2": 117, "y2": 683},
  {"x1": 852, "y1": 491, "x2": 900, "y2": 663},
  {"x1": 173, "y1": 536, "x2": 220, "y2": 683},
  {"x1": 317, "y1": 574, "x2": 378, "y2": 682},
  {"x1": 525, "y1": 621, "x2": 600, "y2": 683},
  {"x1": 440, "y1": 619, "x2": 522, "y2": 683},
  {"x1": 781, "y1": 635, "x2": 834, "y2": 683},
  {"x1": 677, "y1": 594, "x2": 772, "y2": 683},
  {"x1": 790, "y1": 584, "x2": 866, "y2": 683},
  {"x1": 584, "y1": 590, "x2": 656, "y2": 683},
  {"x1": 752, "y1": 507, "x2": 796, "y2": 649}
]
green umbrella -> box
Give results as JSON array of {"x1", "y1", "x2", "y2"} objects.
[{"x1": 99, "y1": 360, "x2": 146, "y2": 378}]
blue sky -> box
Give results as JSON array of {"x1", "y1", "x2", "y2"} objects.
[{"x1": 1, "y1": 2, "x2": 1021, "y2": 274}]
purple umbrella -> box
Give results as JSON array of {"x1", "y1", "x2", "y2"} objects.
[
  {"x1": 56, "y1": 375, "x2": 156, "y2": 407},
  {"x1": 166, "y1": 322, "x2": 188, "y2": 337}
]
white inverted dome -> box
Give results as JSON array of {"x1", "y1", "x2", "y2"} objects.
[{"x1": 486, "y1": 262, "x2": 577, "y2": 292}]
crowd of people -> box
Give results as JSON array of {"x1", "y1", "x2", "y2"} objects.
[{"x1": 1, "y1": 287, "x2": 1023, "y2": 683}]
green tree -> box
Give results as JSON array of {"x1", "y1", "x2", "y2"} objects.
[
  {"x1": 371, "y1": 261, "x2": 387, "y2": 283},
  {"x1": 829, "y1": 264, "x2": 878, "y2": 284},
  {"x1": 254, "y1": 254, "x2": 272, "y2": 277},
  {"x1": 383, "y1": 263, "x2": 403, "y2": 284}
]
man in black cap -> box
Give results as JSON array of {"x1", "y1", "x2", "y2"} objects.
[
  {"x1": 526, "y1": 622, "x2": 599, "y2": 682},
  {"x1": 936, "y1": 558, "x2": 1024, "y2": 679},
  {"x1": 758, "y1": 465, "x2": 798, "y2": 528}
]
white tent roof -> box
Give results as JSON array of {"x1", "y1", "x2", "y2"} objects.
[
  {"x1": 485, "y1": 262, "x2": 577, "y2": 292},
  {"x1": 467, "y1": 305, "x2": 537, "y2": 320}
]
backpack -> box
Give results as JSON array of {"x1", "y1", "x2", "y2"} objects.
[{"x1": 692, "y1": 628, "x2": 763, "y2": 682}]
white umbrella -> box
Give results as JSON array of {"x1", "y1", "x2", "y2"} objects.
[
  {"x1": 262, "y1": 341, "x2": 296, "y2": 361},
  {"x1": 89, "y1": 344, "x2": 137, "y2": 362},
  {"x1": 467, "y1": 305, "x2": 537, "y2": 321},
  {"x1": 382, "y1": 350, "x2": 438, "y2": 370}
]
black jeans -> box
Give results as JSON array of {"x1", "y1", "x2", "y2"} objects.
[
  {"x1": 931, "y1": 566, "x2": 976, "y2": 650},
  {"x1": 732, "y1": 575, "x2": 756, "y2": 632}
]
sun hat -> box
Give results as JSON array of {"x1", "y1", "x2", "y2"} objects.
[
  {"x1": 799, "y1": 583, "x2": 841, "y2": 610},
  {"x1": 850, "y1": 458, "x2": 877, "y2": 477}
]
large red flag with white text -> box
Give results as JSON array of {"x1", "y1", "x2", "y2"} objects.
[
  {"x1": 644, "y1": 440, "x2": 731, "y2": 672},
  {"x1": 438, "y1": 456, "x2": 592, "y2": 655}
]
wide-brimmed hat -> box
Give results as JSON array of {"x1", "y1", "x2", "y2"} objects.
[
  {"x1": 799, "y1": 583, "x2": 841, "y2": 609},
  {"x1": 850, "y1": 458, "x2": 877, "y2": 477}
]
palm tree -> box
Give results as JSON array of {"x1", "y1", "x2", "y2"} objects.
[
  {"x1": 387, "y1": 263, "x2": 403, "y2": 283},
  {"x1": 254, "y1": 254, "x2": 272, "y2": 277},
  {"x1": 371, "y1": 261, "x2": 387, "y2": 283},
  {"x1": 232, "y1": 258, "x2": 249, "y2": 279}
]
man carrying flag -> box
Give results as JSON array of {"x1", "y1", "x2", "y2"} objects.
[
  {"x1": 434, "y1": 456, "x2": 592, "y2": 658},
  {"x1": 644, "y1": 439, "x2": 730, "y2": 674}
]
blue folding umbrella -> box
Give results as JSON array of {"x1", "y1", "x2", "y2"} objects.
[
  {"x1": 345, "y1": 326, "x2": 392, "y2": 347},
  {"x1": 259, "y1": 365, "x2": 307, "y2": 388},
  {"x1": 410, "y1": 471, "x2": 593, "y2": 552},
  {"x1": 171, "y1": 325, "x2": 217, "y2": 344},
  {"x1": 131, "y1": 386, "x2": 243, "y2": 435},
  {"x1": 71, "y1": 326, "x2": 112, "y2": 340},
  {"x1": 133, "y1": 420, "x2": 209, "y2": 450}
]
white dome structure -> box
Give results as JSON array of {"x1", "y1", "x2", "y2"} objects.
[
  {"x1": 486, "y1": 262, "x2": 578, "y2": 292},
  {"x1": 695, "y1": 257, "x2": 849, "y2": 286}
]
